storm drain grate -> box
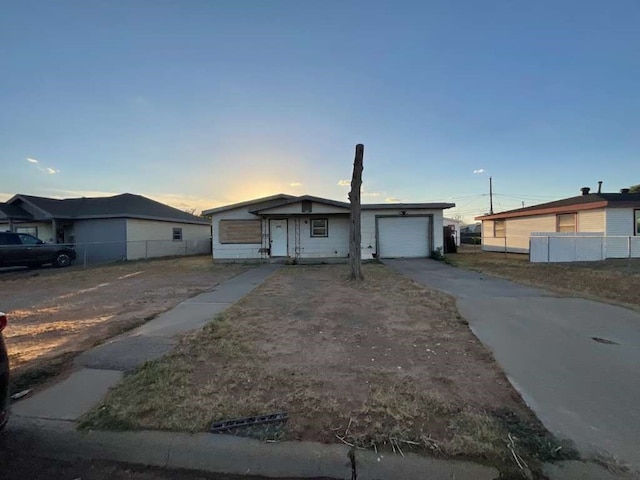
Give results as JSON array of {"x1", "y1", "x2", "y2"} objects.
[
  {"x1": 210, "y1": 412, "x2": 288, "y2": 433},
  {"x1": 591, "y1": 337, "x2": 619, "y2": 345}
]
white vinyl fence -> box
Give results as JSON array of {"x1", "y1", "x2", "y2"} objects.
[{"x1": 530, "y1": 233, "x2": 640, "y2": 263}]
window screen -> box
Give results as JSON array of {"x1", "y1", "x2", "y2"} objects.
[{"x1": 310, "y1": 219, "x2": 328, "y2": 237}]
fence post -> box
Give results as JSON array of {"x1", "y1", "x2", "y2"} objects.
[{"x1": 547, "y1": 236, "x2": 550, "y2": 263}]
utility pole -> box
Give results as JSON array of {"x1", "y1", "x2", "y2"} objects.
[
  {"x1": 349, "y1": 144, "x2": 364, "y2": 281},
  {"x1": 489, "y1": 176, "x2": 494, "y2": 215}
]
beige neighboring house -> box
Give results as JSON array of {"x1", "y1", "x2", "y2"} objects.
[
  {"x1": 203, "y1": 194, "x2": 455, "y2": 261},
  {"x1": 0, "y1": 193, "x2": 211, "y2": 263},
  {"x1": 476, "y1": 187, "x2": 640, "y2": 260}
]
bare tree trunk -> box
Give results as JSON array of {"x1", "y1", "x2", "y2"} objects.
[{"x1": 349, "y1": 144, "x2": 364, "y2": 281}]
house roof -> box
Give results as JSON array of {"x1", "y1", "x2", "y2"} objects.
[
  {"x1": 0, "y1": 203, "x2": 32, "y2": 220},
  {"x1": 206, "y1": 194, "x2": 455, "y2": 215},
  {"x1": 250, "y1": 195, "x2": 351, "y2": 213},
  {"x1": 3, "y1": 194, "x2": 210, "y2": 225},
  {"x1": 476, "y1": 192, "x2": 640, "y2": 221},
  {"x1": 201, "y1": 194, "x2": 295, "y2": 216},
  {"x1": 361, "y1": 202, "x2": 455, "y2": 210}
]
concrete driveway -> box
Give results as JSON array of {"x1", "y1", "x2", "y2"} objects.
[{"x1": 384, "y1": 258, "x2": 640, "y2": 471}]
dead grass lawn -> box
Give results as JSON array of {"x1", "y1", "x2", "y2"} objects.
[
  {"x1": 447, "y1": 249, "x2": 640, "y2": 309},
  {"x1": 0, "y1": 256, "x2": 248, "y2": 387},
  {"x1": 83, "y1": 264, "x2": 573, "y2": 475}
]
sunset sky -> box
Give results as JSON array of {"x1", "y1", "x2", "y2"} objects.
[{"x1": 2, "y1": 1, "x2": 639, "y2": 221}]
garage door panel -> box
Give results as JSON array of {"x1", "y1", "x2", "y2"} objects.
[{"x1": 378, "y1": 216, "x2": 430, "y2": 258}]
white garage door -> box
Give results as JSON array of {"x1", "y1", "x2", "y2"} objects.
[{"x1": 378, "y1": 216, "x2": 430, "y2": 258}]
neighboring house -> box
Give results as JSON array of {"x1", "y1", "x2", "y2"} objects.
[
  {"x1": 443, "y1": 217, "x2": 461, "y2": 246},
  {"x1": 0, "y1": 193, "x2": 211, "y2": 263},
  {"x1": 460, "y1": 223, "x2": 482, "y2": 244},
  {"x1": 202, "y1": 194, "x2": 455, "y2": 261},
  {"x1": 476, "y1": 188, "x2": 640, "y2": 260}
]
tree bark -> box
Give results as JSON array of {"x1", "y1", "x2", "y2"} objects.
[{"x1": 349, "y1": 144, "x2": 364, "y2": 281}]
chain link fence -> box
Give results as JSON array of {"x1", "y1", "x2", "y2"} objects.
[{"x1": 73, "y1": 239, "x2": 211, "y2": 267}]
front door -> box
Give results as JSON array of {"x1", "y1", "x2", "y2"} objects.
[{"x1": 269, "y1": 219, "x2": 288, "y2": 256}]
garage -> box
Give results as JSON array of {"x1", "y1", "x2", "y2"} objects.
[{"x1": 377, "y1": 216, "x2": 431, "y2": 258}]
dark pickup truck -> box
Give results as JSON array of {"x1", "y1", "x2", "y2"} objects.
[{"x1": 0, "y1": 232, "x2": 76, "y2": 268}]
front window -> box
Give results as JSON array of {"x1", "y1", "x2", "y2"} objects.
[
  {"x1": 172, "y1": 227, "x2": 183, "y2": 241},
  {"x1": 494, "y1": 220, "x2": 505, "y2": 238},
  {"x1": 635, "y1": 210, "x2": 640, "y2": 235},
  {"x1": 16, "y1": 226, "x2": 38, "y2": 237},
  {"x1": 310, "y1": 219, "x2": 328, "y2": 237},
  {"x1": 557, "y1": 213, "x2": 576, "y2": 233}
]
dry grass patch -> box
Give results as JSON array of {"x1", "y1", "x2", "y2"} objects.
[
  {"x1": 83, "y1": 264, "x2": 576, "y2": 475},
  {"x1": 0, "y1": 256, "x2": 248, "y2": 389},
  {"x1": 447, "y1": 250, "x2": 640, "y2": 309}
]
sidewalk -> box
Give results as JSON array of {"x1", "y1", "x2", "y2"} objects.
[{"x1": 12, "y1": 264, "x2": 281, "y2": 421}]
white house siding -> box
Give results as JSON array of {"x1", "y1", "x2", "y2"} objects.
[
  {"x1": 605, "y1": 208, "x2": 635, "y2": 258},
  {"x1": 257, "y1": 202, "x2": 349, "y2": 215},
  {"x1": 483, "y1": 214, "x2": 556, "y2": 253},
  {"x1": 286, "y1": 216, "x2": 350, "y2": 258},
  {"x1": 126, "y1": 219, "x2": 211, "y2": 260},
  {"x1": 210, "y1": 207, "x2": 265, "y2": 260},
  {"x1": 211, "y1": 205, "x2": 448, "y2": 261}
]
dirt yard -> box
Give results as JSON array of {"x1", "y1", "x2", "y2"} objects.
[
  {"x1": 0, "y1": 256, "x2": 248, "y2": 387},
  {"x1": 447, "y1": 248, "x2": 640, "y2": 309},
  {"x1": 83, "y1": 264, "x2": 573, "y2": 476}
]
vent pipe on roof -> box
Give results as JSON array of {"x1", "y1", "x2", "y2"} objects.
[
  {"x1": 580, "y1": 187, "x2": 591, "y2": 195},
  {"x1": 620, "y1": 188, "x2": 630, "y2": 194},
  {"x1": 597, "y1": 181, "x2": 603, "y2": 194}
]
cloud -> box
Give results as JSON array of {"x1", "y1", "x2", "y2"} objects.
[
  {"x1": 473, "y1": 169, "x2": 485, "y2": 174},
  {"x1": 337, "y1": 179, "x2": 351, "y2": 186},
  {"x1": 385, "y1": 197, "x2": 401, "y2": 203},
  {"x1": 362, "y1": 191, "x2": 381, "y2": 197},
  {"x1": 289, "y1": 182, "x2": 302, "y2": 187},
  {"x1": 45, "y1": 189, "x2": 119, "y2": 199},
  {"x1": 26, "y1": 156, "x2": 60, "y2": 175}
]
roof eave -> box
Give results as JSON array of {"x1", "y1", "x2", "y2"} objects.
[
  {"x1": 476, "y1": 201, "x2": 609, "y2": 221},
  {"x1": 202, "y1": 194, "x2": 295, "y2": 215},
  {"x1": 362, "y1": 203, "x2": 455, "y2": 210}
]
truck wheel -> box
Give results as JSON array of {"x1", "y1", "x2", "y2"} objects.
[{"x1": 53, "y1": 252, "x2": 72, "y2": 268}]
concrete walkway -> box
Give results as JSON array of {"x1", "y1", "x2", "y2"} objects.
[
  {"x1": 13, "y1": 264, "x2": 281, "y2": 422},
  {"x1": 6, "y1": 262, "x2": 501, "y2": 480},
  {"x1": 384, "y1": 258, "x2": 640, "y2": 474}
]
